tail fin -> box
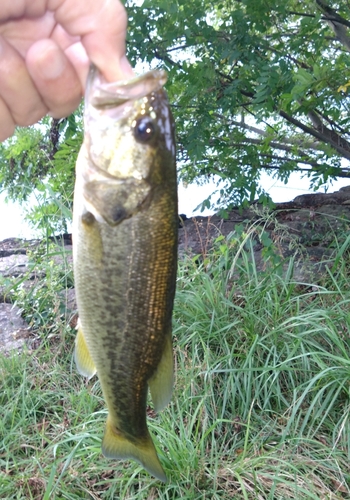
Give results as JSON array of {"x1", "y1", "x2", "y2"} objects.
[{"x1": 102, "y1": 415, "x2": 167, "y2": 482}]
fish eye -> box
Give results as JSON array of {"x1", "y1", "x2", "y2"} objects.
[{"x1": 133, "y1": 116, "x2": 156, "y2": 143}]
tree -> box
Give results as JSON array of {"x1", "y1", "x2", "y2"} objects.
[
  {"x1": 1, "y1": 0, "x2": 350, "y2": 229},
  {"x1": 127, "y1": 0, "x2": 350, "y2": 208}
]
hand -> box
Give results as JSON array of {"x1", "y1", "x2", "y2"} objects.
[{"x1": 0, "y1": 0, "x2": 134, "y2": 141}]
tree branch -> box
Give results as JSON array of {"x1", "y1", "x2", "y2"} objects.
[
  {"x1": 278, "y1": 109, "x2": 350, "y2": 160},
  {"x1": 315, "y1": 0, "x2": 350, "y2": 51},
  {"x1": 215, "y1": 72, "x2": 350, "y2": 160},
  {"x1": 289, "y1": 7, "x2": 350, "y2": 29},
  {"x1": 306, "y1": 108, "x2": 350, "y2": 157},
  {"x1": 221, "y1": 117, "x2": 321, "y2": 150},
  {"x1": 257, "y1": 163, "x2": 350, "y2": 177},
  {"x1": 224, "y1": 138, "x2": 321, "y2": 164}
]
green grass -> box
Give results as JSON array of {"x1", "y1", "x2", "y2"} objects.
[{"x1": 1, "y1": 231, "x2": 350, "y2": 498}]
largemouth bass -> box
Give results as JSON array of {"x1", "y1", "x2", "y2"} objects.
[{"x1": 73, "y1": 66, "x2": 177, "y2": 482}]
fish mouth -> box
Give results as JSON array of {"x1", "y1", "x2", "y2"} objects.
[{"x1": 87, "y1": 65, "x2": 168, "y2": 108}]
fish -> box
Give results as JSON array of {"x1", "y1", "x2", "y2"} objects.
[{"x1": 72, "y1": 65, "x2": 177, "y2": 482}]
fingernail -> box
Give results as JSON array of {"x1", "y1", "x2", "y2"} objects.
[{"x1": 38, "y1": 47, "x2": 66, "y2": 80}]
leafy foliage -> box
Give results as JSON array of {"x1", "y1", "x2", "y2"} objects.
[
  {"x1": 0, "y1": 113, "x2": 82, "y2": 235},
  {"x1": 126, "y1": 0, "x2": 350, "y2": 208}
]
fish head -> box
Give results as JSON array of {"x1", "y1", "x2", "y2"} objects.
[
  {"x1": 84, "y1": 66, "x2": 175, "y2": 181},
  {"x1": 77, "y1": 66, "x2": 176, "y2": 225}
]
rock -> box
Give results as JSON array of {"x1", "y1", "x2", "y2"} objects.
[
  {"x1": 0, "y1": 253, "x2": 30, "y2": 278},
  {"x1": 0, "y1": 303, "x2": 32, "y2": 354},
  {"x1": 178, "y1": 186, "x2": 350, "y2": 280}
]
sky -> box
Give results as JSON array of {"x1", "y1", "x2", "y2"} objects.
[{"x1": 1, "y1": 171, "x2": 350, "y2": 241}]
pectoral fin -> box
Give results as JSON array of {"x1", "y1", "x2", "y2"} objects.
[
  {"x1": 148, "y1": 332, "x2": 173, "y2": 413},
  {"x1": 74, "y1": 321, "x2": 96, "y2": 379}
]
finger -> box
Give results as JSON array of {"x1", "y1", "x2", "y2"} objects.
[
  {"x1": 0, "y1": 98, "x2": 15, "y2": 142},
  {"x1": 53, "y1": 0, "x2": 134, "y2": 82},
  {"x1": 0, "y1": 35, "x2": 48, "y2": 127},
  {"x1": 64, "y1": 42, "x2": 90, "y2": 89},
  {"x1": 50, "y1": 24, "x2": 90, "y2": 87},
  {"x1": 0, "y1": 0, "x2": 47, "y2": 20},
  {"x1": 0, "y1": 12, "x2": 56, "y2": 57},
  {"x1": 26, "y1": 39, "x2": 83, "y2": 118}
]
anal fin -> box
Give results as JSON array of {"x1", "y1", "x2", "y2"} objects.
[{"x1": 148, "y1": 332, "x2": 173, "y2": 412}]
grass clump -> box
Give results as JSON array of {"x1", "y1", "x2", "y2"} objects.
[{"x1": 1, "y1": 229, "x2": 350, "y2": 498}]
